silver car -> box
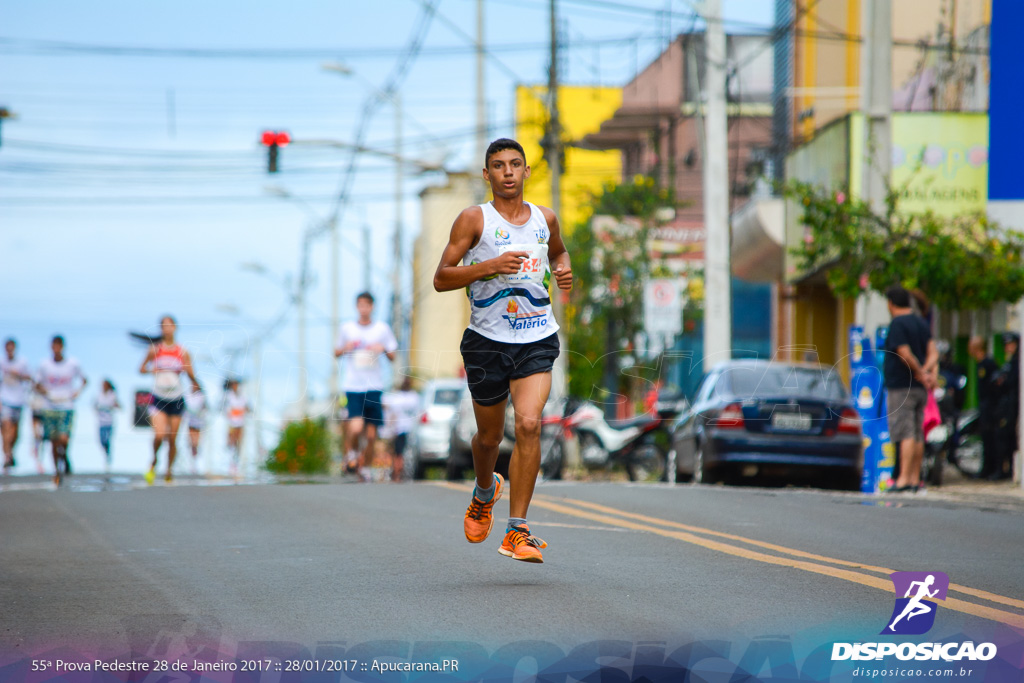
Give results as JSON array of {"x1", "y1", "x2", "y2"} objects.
[
  {"x1": 408, "y1": 379, "x2": 467, "y2": 479},
  {"x1": 447, "y1": 395, "x2": 565, "y2": 482}
]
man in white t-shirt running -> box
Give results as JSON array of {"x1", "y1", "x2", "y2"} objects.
[
  {"x1": 433, "y1": 137, "x2": 573, "y2": 563},
  {"x1": 334, "y1": 292, "x2": 398, "y2": 479},
  {"x1": 1, "y1": 338, "x2": 33, "y2": 472},
  {"x1": 35, "y1": 335, "x2": 88, "y2": 486}
]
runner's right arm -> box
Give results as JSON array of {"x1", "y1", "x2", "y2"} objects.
[
  {"x1": 433, "y1": 206, "x2": 528, "y2": 292},
  {"x1": 139, "y1": 346, "x2": 155, "y2": 374}
]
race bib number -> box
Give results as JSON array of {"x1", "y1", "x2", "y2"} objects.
[
  {"x1": 353, "y1": 349, "x2": 377, "y2": 369},
  {"x1": 155, "y1": 371, "x2": 181, "y2": 393},
  {"x1": 499, "y1": 243, "x2": 548, "y2": 285}
]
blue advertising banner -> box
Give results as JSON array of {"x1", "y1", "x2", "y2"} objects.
[{"x1": 849, "y1": 326, "x2": 894, "y2": 493}]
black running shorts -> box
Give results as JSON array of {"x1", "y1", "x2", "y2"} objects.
[
  {"x1": 460, "y1": 329, "x2": 559, "y2": 406},
  {"x1": 151, "y1": 395, "x2": 186, "y2": 416}
]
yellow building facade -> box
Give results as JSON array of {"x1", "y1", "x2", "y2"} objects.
[{"x1": 514, "y1": 85, "x2": 623, "y2": 233}]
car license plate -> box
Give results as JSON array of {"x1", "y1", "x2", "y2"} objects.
[{"x1": 772, "y1": 413, "x2": 812, "y2": 431}]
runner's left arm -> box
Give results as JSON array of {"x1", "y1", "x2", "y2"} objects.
[
  {"x1": 540, "y1": 206, "x2": 573, "y2": 291},
  {"x1": 73, "y1": 363, "x2": 88, "y2": 400},
  {"x1": 181, "y1": 350, "x2": 201, "y2": 392}
]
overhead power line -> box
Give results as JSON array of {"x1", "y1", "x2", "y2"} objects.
[{"x1": 0, "y1": 33, "x2": 679, "y2": 60}]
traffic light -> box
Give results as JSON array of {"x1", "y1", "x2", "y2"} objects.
[{"x1": 261, "y1": 130, "x2": 291, "y2": 173}]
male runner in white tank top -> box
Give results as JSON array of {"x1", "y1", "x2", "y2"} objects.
[{"x1": 433, "y1": 138, "x2": 573, "y2": 563}]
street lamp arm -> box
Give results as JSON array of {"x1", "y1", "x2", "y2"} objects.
[{"x1": 290, "y1": 138, "x2": 447, "y2": 173}]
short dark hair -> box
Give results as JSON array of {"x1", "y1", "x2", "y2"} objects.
[
  {"x1": 52, "y1": 335, "x2": 65, "y2": 346},
  {"x1": 885, "y1": 285, "x2": 911, "y2": 308},
  {"x1": 3, "y1": 338, "x2": 14, "y2": 347},
  {"x1": 356, "y1": 291, "x2": 375, "y2": 305},
  {"x1": 485, "y1": 138, "x2": 526, "y2": 166}
]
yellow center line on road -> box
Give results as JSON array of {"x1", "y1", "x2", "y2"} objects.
[
  {"x1": 432, "y1": 482, "x2": 1024, "y2": 629},
  {"x1": 540, "y1": 496, "x2": 1024, "y2": 613}
]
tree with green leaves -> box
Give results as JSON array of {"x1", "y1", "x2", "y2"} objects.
[
  {"x1": 786, "y1": 181, "x2": 1024, "y2": 311},
  {"x1": 564, "y1": 176, "x2": 688, "y2": 401}
]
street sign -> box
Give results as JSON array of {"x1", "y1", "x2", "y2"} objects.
[{"x1": 644, "y1": 278, "x2": 683, "y2": 336}]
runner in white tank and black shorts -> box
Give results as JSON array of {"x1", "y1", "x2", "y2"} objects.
[
  {"x1": 433, "y1": 138, "x2": 573, "y2": 564},
  {"x1": 139, "y1": 316, "x2": 200, "y2": 483}
]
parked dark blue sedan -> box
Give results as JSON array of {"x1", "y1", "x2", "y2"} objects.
[{"x1": 668, "y1": 360, "x2": 863, "y2": 489}]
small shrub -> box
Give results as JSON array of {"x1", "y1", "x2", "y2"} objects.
[{"x1": 265, "y1": 418, "x2": 331, "y2": 475}]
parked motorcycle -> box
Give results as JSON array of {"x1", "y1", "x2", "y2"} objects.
[{"x1": 559, "y1": 389, "x2": 688, "y2": 482}]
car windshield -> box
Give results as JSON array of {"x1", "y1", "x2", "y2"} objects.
[
  {"x1": 432, "y1": 388, "x2": 463, "y2": 406},
  {"x1": 718, "y1": 365, "x2": 847, "y2": 400}
]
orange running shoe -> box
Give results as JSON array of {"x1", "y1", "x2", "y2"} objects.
[
  {"x1": 463, "y1": 473, "x2": 504, "y2": 543},
  {"x1": 499, "y1": 523, "x2": 547, "y2": 563}
]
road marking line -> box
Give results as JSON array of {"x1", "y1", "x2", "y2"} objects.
[
  {"x1": 528, "y1": 497, "x2": 1024, "y2": 630},
  {"x1": 543, "y1": 496, "x2": 1024, "y2": 613},
  {"x1": 432, "y1": 482, "x2": 1024, "y2": 627}
]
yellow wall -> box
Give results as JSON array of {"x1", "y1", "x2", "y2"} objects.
[{"x1": 514, "y1": 85, "x2": 622, "y2": 233}]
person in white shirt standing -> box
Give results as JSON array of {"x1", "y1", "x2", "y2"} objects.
[
  {"x1": 383, "y1": 376, "x2": 420, "y2": 482},
  {"x1": 334, "y1": 292, "x2": 398, "y2": 479},
  {"x1": 35, "y1": 335, "x2": 88, "y2": 486},
  {"x1": 94, "y1": 379, "x2": 121, "y2": 474},
  {"x1": 1, "y1": 338, "x2": 33, "y2": 473}
]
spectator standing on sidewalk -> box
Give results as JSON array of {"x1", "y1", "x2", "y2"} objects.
[
  {"x1": 968, "y1": 336, "x2": 1000, "y2": 479},
  {"x1": 992, "y1": 332, "x2": 1020, "y2": 480},
  {"x1": 883, "y1": 286, "x2": 939, "y2": 492}
]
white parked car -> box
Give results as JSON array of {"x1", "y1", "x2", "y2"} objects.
[{"x1": 408, "y1": 379, "x2": 467, "y2": 479}]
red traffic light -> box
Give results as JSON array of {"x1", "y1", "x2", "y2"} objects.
[{"x1": 261, "y1": 130, "x2": 290, "y2": 147}]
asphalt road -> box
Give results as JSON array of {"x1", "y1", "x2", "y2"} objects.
[{"x1": 2, "y1": 475, "x2": 1023, "y2": 676}]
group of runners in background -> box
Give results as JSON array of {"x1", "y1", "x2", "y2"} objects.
[{"x1": 0, "y1": 316, "x2": 251, "y2": 486}]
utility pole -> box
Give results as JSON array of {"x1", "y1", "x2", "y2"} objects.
[
  {"x1": 860, "y1": 0, "x2": 891, "y2": 214},
  {"x1": 475, "y1": 0, "x2": 488, "y2": 200},
  {"x1": 546, "y1": 0, "x2": 570, "y2": 402},
  {"x1": 702, "y1": 0, "x2": 732, "y2": 365},
  {"x1": 363, "y1": 223, "x2": 372, "y2": 292},
  {"x1": 298, "y1": 232, "x2": 311, "y2": 418},
  {"x1": 858, "y1": 0, "x2": 891, "y2": 331},
  {"x1": 329, "y1": 215, "x2": 339, "y2": 403},
  {"x1": 391, "y1": 93, "x2": 405, "y2": 371}
]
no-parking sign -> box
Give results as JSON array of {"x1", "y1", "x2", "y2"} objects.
[{"x1": 644, "y1": 278, "x2": 683, "y2": 335}]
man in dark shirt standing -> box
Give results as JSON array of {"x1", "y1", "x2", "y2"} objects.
[
  {"x1": 883, "y1": 286, "x2": 939, "y2": 491},
  {"x1": 968, "y1": 336, "x2": 1000, "y2": 479},
  {"x1": 992, "y1": 332, "x2": 1020, "y2": 480}
]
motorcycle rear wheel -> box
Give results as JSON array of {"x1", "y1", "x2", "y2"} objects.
[{"x1": 626, "y1": 444, "x2": 667, "y2": 482}]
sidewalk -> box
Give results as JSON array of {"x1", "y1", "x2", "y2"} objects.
[{"x1": 904, "y1": 465, "x2": 1024, "y2": 507}]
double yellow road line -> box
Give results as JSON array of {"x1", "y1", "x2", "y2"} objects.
[{"x1": 436, "y1": 482, "x2": 1024, "y2": 630}]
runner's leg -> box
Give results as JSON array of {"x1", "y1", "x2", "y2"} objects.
[
  {"x1": 361, "y1": 423, "x2": 378, "y2": 471},
  {"x1": 345, "y1": 417, "x2": 364, "y2": 470},
  {"x1": 507, "y1": 372, "x2": 551, "y2": 519},
  {"x1": 151, "y1": 410, "x2": 169, "y2": 471},
  {"x1": 1, "y1": 419, "x2": 13, "y2": 467},
  {"x1": 166, "y1": 414, "x2": 182, "y2": 478},
  {"x1": 471, "y1": 399, "x2": 507, "y2": 489}
]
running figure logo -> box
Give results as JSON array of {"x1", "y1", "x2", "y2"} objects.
[{"x1": 882, "y1": 571, "x2": 950, "y2": 635}]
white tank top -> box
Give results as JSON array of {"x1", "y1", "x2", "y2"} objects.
[{"x1": 463, "y1": 201, "x2": 559, "y2": 344}]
